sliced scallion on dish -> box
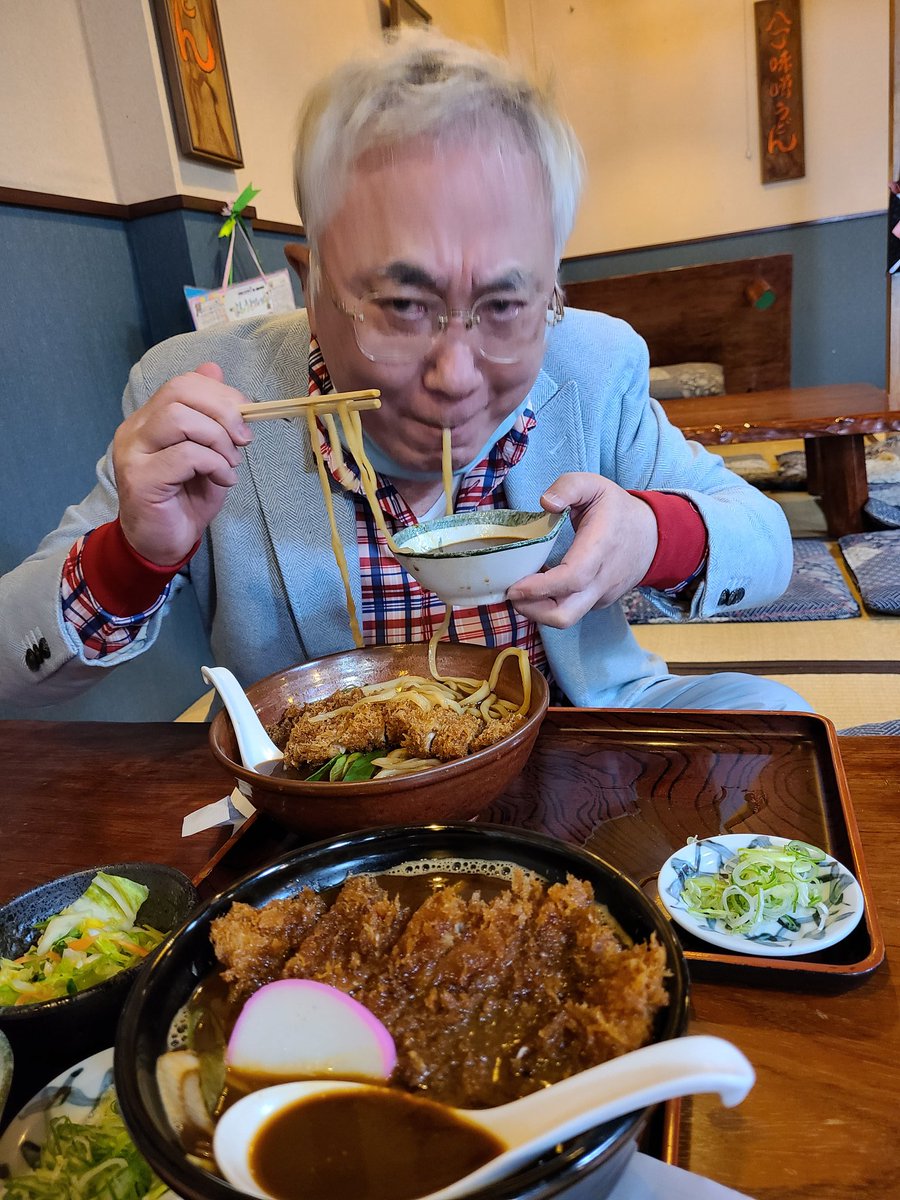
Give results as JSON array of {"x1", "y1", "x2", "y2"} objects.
[{"x1": 680, "y1": 841, "x2": 831, "y2": 934}]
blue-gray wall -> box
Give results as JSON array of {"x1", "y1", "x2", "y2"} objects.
[
  {"x1": 0, "y1": 204, "x2": 304, "y2": 722},
  {"x1": 0, "y1": 203, "x2": 888, "y2": 720}
]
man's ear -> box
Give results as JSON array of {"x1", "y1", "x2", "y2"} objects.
[{"x1": 284, "y1": 242, "x2": 312, "y2": 298}]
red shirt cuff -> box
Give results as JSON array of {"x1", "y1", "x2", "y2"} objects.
[
  {"x1": 80, "y1": 519, "x2": 198, "y2": 618},
  {"x1": 629, "y1": 491, "x2": 708, "y2": 591}
]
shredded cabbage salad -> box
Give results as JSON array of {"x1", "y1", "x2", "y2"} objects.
[
  {"x1": 1, "y1": 1086, "x2": 169, "y2": 1200},
  {"x1": 681, "y1": 841, "x2": 832, "y2": 934},
  {"x1": 0, "y1": 872, "x2": 164, "y2": 1007}
]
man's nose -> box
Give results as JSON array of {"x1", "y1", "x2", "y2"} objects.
[{"x1": 422, "y1": 328, "x2": 482, "y2": 396}]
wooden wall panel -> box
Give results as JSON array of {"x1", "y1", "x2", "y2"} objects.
[{"x1": 563, "y1": 255, "x2": 793, "y2": 394}]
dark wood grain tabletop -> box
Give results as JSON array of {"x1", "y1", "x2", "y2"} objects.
[
  {"x1": 0, "y1": 719, "x2": 896, "y2": 1199},
  {"x1": 662, "y1": 383, "x2": 896, "y2": 445},
  {"x1": 662, "y1": 383, "x2": 900, "y2": 536}
]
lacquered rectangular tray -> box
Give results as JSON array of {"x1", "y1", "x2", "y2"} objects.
[
  {"x1": 483, "y1": 708, "x2": 884, "y2": 986},
  {"x1": 197, "y1": 708, "x2": 883, "y2": 987}
]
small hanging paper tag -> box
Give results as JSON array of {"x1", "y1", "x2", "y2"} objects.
[{"x1": 184, "y1": 184, "x2": 296, "y2": 329}]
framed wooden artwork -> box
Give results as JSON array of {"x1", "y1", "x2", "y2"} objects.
[
  {"x1": 152, "y1": 0, "x2": 243, "y2": 168},
  {"x1": 754, "y1": 0, "x2": 805, "y2": 184},
  {"x1": 387, "y1": 0, "x2": 432, "y2": 28}
]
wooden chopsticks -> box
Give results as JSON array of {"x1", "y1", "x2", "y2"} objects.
[{"x1": 239, "y1": 390, "x2": 381, "y2": 422}]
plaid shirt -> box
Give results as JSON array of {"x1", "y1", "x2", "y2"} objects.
[
  {"x1": 308, "y1": 340, "x2": 548, "y2": 671},
  {"x1": 61, "y1": 531, "x2": 169, "y2": 659},
  {"x1": 61, "y1": 341, "x2": 549, "y2": 675}
]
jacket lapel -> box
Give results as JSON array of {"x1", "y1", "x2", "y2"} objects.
[
  {"x1": 242, "y1": 345, "x2": 363, "y2": 658},
  {"x1": 505, "y1": 371, "x2": 583, "y2": 564}
]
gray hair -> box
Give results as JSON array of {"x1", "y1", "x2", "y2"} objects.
[{"x1": 293, "y1": 28, "x2": 583, "y2": 293}]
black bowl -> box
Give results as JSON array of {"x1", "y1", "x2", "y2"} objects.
[
  {"x1": 115, "y1": 824, "x2": 688, "y2": 1200},
  {"x1": 0, "y1": 863, "x2": 199, "y2": 1120}
]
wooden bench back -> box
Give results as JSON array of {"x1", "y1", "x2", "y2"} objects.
[{"x1": 562, "y1": 254, "x2": 792, "y2": 393}]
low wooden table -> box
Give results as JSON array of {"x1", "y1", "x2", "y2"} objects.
[
  {"x1": 1, "y1": 720, "x2": 898, "y2": 1199},
  {"x1": 664, "y1": 383, "x2": 900, "y2": 536}
]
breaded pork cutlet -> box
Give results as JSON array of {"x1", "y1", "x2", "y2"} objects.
[
  {"x1": 469, "y1": 711, "x2": 525, "y2": 752},
  {"x1": 279, "y1": 689, "x2": 387, "y2": 766},
  {"x1": 282, "y1": 875, "x2": 410, "y2": 997},
  {"x1": 210, "y1": 890, "x2": 327, "y2": 1002},
  {"x1": 382, "y1": 697, "x2": 481, "y2": 760},
  {"x1": 268, "y1": 689, "x2": 358, "y2": 750}
]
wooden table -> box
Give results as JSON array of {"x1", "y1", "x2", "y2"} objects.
[
  {"x1": 1, "y1": 720, "x2": 897, "y2": 1199},
  {"x1": 664, "y1": 383, "x2": 900, "y2": 536}
]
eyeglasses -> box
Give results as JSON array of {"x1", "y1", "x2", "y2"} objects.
[{"x1": 330, "y1": 284, "x2": 565, "y2": 365}]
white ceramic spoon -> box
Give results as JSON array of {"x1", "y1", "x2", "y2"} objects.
[
  {"x1": 201, "y1": 665, "x2": 283, "y2": 773},
  {"x1": 213, "y1": 1034, "x2": 754, "y2": 1200}
]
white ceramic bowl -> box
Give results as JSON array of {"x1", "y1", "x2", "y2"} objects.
[
  {"x1": 392, "y1": 510, "x2": 568, "y2": 606},
  {"x1": 657, "y1": 834, "x2": 864, "y2": 958}
]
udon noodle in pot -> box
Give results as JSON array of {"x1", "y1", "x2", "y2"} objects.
[
  {"x1": 268, "y1": 640, "x2": 532, "y2": 781},
  {"x1": 268, "y1": 400, "x2": 535, "y2": 782}
]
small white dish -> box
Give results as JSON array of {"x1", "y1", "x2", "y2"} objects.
[
  {"x1": 657, "y1": 834, "x2": 864, "y2": 958},
  {"x1": 0, "y1": 1047, "x2": 178, "y2": 1198},
  {"x1": 392, "y1": 509, "x2": 568, "y2": 606}
]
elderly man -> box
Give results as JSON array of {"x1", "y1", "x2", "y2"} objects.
[{"x1": 0, "y1": 30, "x2": 808, "y2": 713}]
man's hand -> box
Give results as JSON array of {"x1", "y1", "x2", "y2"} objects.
[
  {"x1": 112, "y1": 363, "x2": 253, "y2": 565},
  {"x1": 506, "y1": 473, "x2": 658, "y2": 628}
]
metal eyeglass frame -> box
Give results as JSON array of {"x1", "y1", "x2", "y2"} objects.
[{"x1": 330, "y1": 283, "x2": 566, "y2": 364}]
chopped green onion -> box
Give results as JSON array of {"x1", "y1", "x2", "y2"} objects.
[
  {"x1": 681, "y1": 841, "x2": 832, "y2": 935},
  {"x1": 0, "y1": 1086, "x2": 169, "y2": 1199}
]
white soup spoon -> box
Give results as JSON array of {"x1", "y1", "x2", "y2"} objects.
[
  {"x1": 213, "y1": 1033, "x2": 754, "y2": 1200},
  {"x1": 201, "y1": 665, "x2": 283, "y2": 773}
]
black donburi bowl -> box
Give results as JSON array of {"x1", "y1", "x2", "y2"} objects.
[
  {"x1": 0, "y1": 863, "x2": 199, "y2": 1122},
  {"x1": 115, "y1": 824, "x2": 689, "y2": 1200}
]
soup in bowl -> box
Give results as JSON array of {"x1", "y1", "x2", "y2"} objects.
[
  {"x1": 114, "y1": 824, "x2": 689, "y2": 1200},
  {"x1": 392, "y1": 510, "x2": 568, "y2": 607}
]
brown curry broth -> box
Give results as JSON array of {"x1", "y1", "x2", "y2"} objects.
[
  {"x1": 249, "y1": 1088, "x2": 503, "y2": 1200},
  {"x1": 182, "y1": 868, "x2": 633, "y2": 1159}
]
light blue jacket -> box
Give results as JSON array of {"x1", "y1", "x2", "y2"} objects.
[{"x1": 0, "y1": 309, "x2": 792, "y2": 707}]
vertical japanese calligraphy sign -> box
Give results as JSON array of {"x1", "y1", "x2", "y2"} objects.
[
  {"x1": 754, "y1": 0, "x2": 805, "y2": 184},
  {"x1": 152, "y1": 0, "x2": 243, "y2": 168}
]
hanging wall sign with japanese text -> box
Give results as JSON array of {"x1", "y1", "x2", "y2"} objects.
[{"x1": 754, "y1": 0, "x2": 805, "y2": 184}]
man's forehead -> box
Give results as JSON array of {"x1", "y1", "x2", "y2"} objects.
[
  {"x1": 366, "y1": 261, "x2": 540, "y2": 292},
  {"x1": 349, "y1": 126, "x2": 538, "y2": 175},
  {"x1": 318, "y1": 134, "x2": 555, "y2": 289}
]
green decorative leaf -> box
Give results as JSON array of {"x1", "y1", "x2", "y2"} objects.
[
  {"x1": 217, "y1": 183, "x2": 260, "y2": 239},
  {"x1": 232, "y1": 182, "x2": 260, "y2": 214}
]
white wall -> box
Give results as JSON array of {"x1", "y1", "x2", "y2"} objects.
[
  {"x1": 0, "y1": 3, "x2": 117, "y2": 200},
  {"x1": 505, "y1": 0, "x2": 889, "y2": 256},
  {"x1": 0, "y1": 0, "x2": 888, "y2": 254}
]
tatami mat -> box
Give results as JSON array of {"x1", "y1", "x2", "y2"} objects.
[
  {"x1": 632, "y1": 610, "x2": 896, "y2": 664},
  {"x1": 650, "y1": 439, "x2": 900, "y2": 728},
  {"x1": 763, "y1": 674, "x2": 900, "y2": 730},
  {"x1": 175, "y1": 691, "x2": 215, "y2": 723}
]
